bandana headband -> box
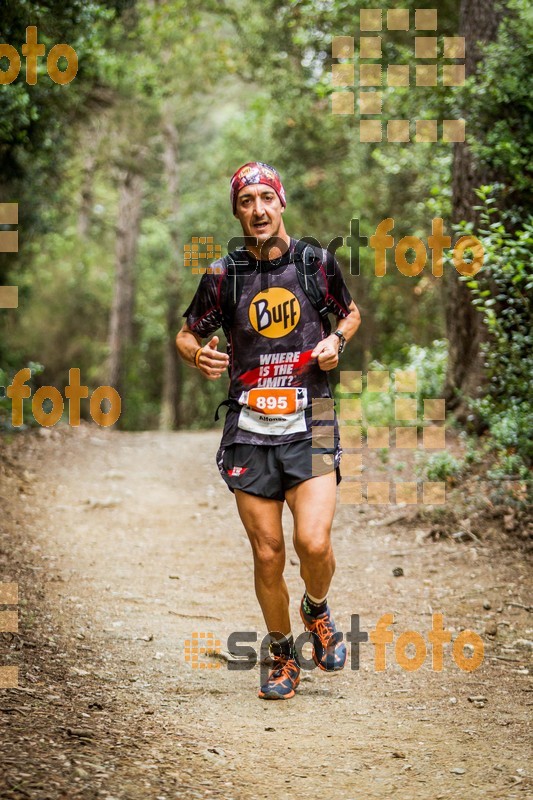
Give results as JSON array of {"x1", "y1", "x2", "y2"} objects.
[{"x1": 230, "y1": 161, "x2": 286, "y2": 213}]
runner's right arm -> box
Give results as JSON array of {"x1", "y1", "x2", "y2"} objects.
[
  {"x1": 176, "y1": 325, "x2": 229, "y2": 380},
  {"x1": 177, "y1": 272, "x2": 229, "y2": 380}
]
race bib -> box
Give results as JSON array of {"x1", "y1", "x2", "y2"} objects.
[
  {"x1": 238, "y1": 387, "x2": 308, "y2": 415},
  {"x1": 237, "y1": 387, "x2": 308, "y2": 435}
]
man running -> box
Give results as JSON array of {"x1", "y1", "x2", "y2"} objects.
[{"x1": 176, "y1": 161, "x2": 361, "y2": 699}]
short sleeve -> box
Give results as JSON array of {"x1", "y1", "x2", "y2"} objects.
[
  {"x1": 322, "y1": 251, "x2": 353, "y2": 318},
  {"x1": 182, "y1": 273, "x2": 223, "y2": 338}
]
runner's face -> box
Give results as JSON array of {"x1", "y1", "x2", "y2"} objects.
[{"x1": 234, "y1": 183, "x2": 285, "y2": 246}]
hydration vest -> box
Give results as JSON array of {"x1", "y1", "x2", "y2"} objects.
[{"x1": 217, "y1": 239, "x2": 332, "y2": 338}]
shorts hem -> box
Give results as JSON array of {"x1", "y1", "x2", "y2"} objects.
[
  {"x1": 284, "y1": 465, "x2": 342, "y2": 492},
  {"x1": 232, "y1": 486, "x2": 285, "y2": 502}
]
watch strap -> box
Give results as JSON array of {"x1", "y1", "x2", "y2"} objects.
[{"x1": 334, "y1": 330, "x2": 346, "y2": 354}]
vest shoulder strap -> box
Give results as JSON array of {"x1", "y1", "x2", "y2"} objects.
[
  {"x1": 219, "y1": 242, "x2": 331, "y2": 335},
  {"x1": 292, "y1": 241, "x2": 331, "y2": 335}
]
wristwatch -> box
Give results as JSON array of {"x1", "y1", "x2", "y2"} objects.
[{"x1": 333, "y1": 329, "x2": 346, "y2": 354}]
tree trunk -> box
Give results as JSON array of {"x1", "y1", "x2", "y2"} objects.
[
  {"x1": 443, "y1": 0, "x2": 504, "y2": 425},
  {"x1": 108, "y1": 169, "x2": 143, "y2": 403},
  {"x1": 78, "y1": 151, "x2": 96, "y2": 239},
  {"x1": 77, "y1": 121, "x2": 107, "y2": 239},
  {"x1": 159, "y1": 116, "x2": 184, "y2": 430}
]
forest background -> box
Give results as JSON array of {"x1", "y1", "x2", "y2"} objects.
[{"x1": 0, "y1": 0, "x2": 531, "y2": 495}]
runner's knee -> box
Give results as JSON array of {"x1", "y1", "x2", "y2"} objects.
[
  {"x1": 251, "y1": 535, "x2": 285, "y2": 576},
  {"x1": 294, "y1": 531, "x2": 333, "y2": 562}
]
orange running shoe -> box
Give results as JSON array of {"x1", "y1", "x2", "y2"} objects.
[
  {"x1": 300, "y1": 596, "x2": 347, "y2": 671},
  {"x1": 258, "y1": 654, "x2": 301, "y2": 700}
]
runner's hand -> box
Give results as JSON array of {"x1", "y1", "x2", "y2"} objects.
[
  {"x1": 311, "y1": 335, "x2": 339, "y2": 371},
  {"x1": 197, "y1": 336, "x2": 230, "y2": 380}
]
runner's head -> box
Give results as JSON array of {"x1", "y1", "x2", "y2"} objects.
[
  {"x1": 230, "y1": 162, "x2": 288, "y2": 252},
  {"x1": 230, "y1": 162, "x2": 286, "y2": 215}
]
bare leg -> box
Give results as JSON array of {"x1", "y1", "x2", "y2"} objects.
[
  {"x1": 234, "y1": 490, "x2": 291, "y2": 637},
  {"x1": 285, "y1": 471, "x2": 337, "y2": 599}
]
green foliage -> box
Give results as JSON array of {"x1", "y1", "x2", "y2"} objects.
[
  {"x1": 421, "y1": 451, "x2": 462, "y2": 483},
  {"x1": 0, "y1": 0, "x2": 129, "y2": 369},
  {"x1": 461, "y1": 186, "x2": 533, "y2": 470},
  {"x1": 0, "y1": 0, "x2": 124, "y2": 180},
  {"x1": 340, "y1": 339, "x2": 447, "y2": 430},
  {"x1": 399, "y1": 340, "x2": 448, "y2": 400},
  {"x1": 378, "y1": 447, "x2": 389, "y2": 465},
  {"x1": 487, "y1": 454, "x2": 530, "y2": 481},
  {"x1": 463, "y1": 0, "x2": 533, "y2": 204},
  {"x1": 460, "y1": 434, "x2": 485, "y2": 467}
]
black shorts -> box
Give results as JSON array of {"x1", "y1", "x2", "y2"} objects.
[{"x1": 216, "y1": 439, "x2": 342, "y2": 501}]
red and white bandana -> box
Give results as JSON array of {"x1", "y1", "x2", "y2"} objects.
[{"x1": 230, "y1": 161, "x2": 287, "y2": 213}]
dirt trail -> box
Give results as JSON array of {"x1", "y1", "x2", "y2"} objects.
[{"x1": 1, "y1": 425, "x2": 531, "y2": 800}]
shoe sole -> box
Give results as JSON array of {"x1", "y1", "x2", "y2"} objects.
[
  {"x1": 258, "y1": 676, "x2": 300, "y2": 700},
  {"x1": 315, "y1": 658, "x2": 345, "y2": 672},
  {"x1": 300, "y1": 606, "x2": 347, "y2": 672},
  {"x1": 258, "y1": 688, "x2": 297, "y2": 700}
]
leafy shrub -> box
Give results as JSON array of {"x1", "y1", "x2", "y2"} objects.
[
  {"x1": 460, "y1": 434, "x2": 485, "y2": 467},
  {"x1": 399, "y1": 340, "x2": 448, "y2": 400},
  {"x1": 464, "y1": 0, "x2": 533, "y2": 204},
  {"x1": 421, "y1": 451, "x2": 462, "y2": 483},
  {"x1": 458, "y1": 186, "x2": 533, "y2": 472},
  {"x1": 336, "y1": 340, "x2": 448, "y2": 432}
]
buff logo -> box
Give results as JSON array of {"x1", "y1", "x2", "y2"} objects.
[{"x1": 249, "y1": 288, "x2": 300, "y2": 339}]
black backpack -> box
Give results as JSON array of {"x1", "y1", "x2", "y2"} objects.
[{"x1": 217, "y1": 239, "x2": 332, "y2": 338}]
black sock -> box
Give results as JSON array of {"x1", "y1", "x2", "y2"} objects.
[
  {"x1": 270, "y1": 634, "x2": 297, "y2": 661},
  {"x1": 303, "y1": 592, "x2": 328, "y2": 617}
]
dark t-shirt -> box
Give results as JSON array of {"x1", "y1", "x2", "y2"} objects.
[{"x1": 183, "y1": 237, "x2": 353, "y2": 447}]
